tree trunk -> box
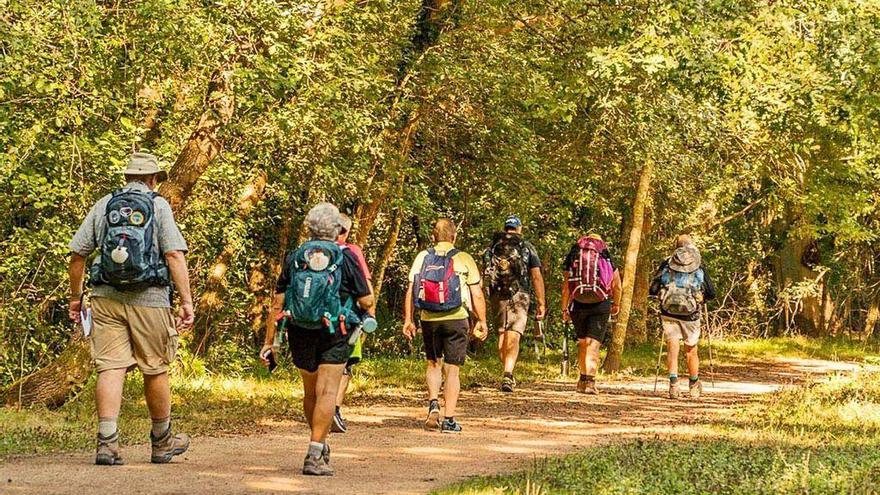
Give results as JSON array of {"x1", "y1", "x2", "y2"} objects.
[
  {"x1": 158, "y1": 68, "x2": 235, "y2": 212},
  {"x1": 604, "y1": 160, "x2": 653, "y2": 373},
  {"x1": 353, "y1": 111, "x2": 420, "y2": 246},
  {"x1": 627, "y1": 208, "x2": 653, "y2": 345},
  {"x1": 193, "y1": 171, "x2": 268, "y2": 354},
  {"x1": 864, "y1": 289, "x2": 880, "y2": 341},
  {"x1": 1, "y1": 334, "x2": 92, "y2": 408},
  {"x1": 373, "y1": 207, "x2": 404, "y2": 301},
  {"x1": 775, "y1": 236, "x2": 824, "y2": 336}
]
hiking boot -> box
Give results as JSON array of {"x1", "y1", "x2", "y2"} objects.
[
  {"x1": 500, "y1": 375, "x2": 516, "y2": 393},
  {"x1": 302, "y1": 454, "x2": 334, "y2": 476},
  {"x1": 576, "y1": 377, "x2": 588, "y2": 394},
  {"x1": 322, "y1": 443, "x2": 331, "y2": 464},
  {"x1": 440, "y1": 418, "x2": 462, "y2": 433},
  {"x1": 669, "y1": 381, "x2": 681, "y2": 400},
  {"x1": 331, "y1": 409, "x2": 347, "y2": 433},
  {"x1": 150, "y1": 425, "x2": 190, "y2": 464},
  {"x1": 583, "y1": 380, "x2": 599, "y2": 395},
  {"x1": 95, "y1": 432, "x2": 124, "y2": 466},
  {"x1": 424, "y1": 400, "x2": 441, "y2": 430},
  {"x1": 689, "y1": 379, "x2": 703, "y2": 400}
]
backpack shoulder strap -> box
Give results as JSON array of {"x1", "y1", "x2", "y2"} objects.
[{"x1": 447, "y1": 248, "x2": 459, "y2": 258}]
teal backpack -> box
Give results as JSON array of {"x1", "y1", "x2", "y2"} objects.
[
  {"x1": 283, "y1": 240, "x2": 360, "y2": 334},
  {"x1": 90, "y1": 189, "x2": 169, "y2": 291}
]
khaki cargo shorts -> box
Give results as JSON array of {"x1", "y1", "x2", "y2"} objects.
[
  {"x1": 90, "y1": 297, "x2": 179, "y2": 375},
  {"x1": 661, "y1": 315, "x2": 701, "y2": 347},
  {"x1": 491, "y1": 291, "x2": 530, "y2": 335}
]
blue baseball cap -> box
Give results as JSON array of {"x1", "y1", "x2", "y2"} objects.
[{"x1": 504, "y1": 215, "x2": 523, "y2": 229}]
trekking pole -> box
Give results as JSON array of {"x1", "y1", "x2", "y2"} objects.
[
  {"x1": 561, "y1": 323, "x2": 570, "y2": 377},
  {"x1": 704, "y1": 306, "x2": 716, "y2": 388},
  {"x1": 653, "y1": 335, "x2": 665, "y2": 394}
]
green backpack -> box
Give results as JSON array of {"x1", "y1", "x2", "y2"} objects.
[{"x1": 283, "y1": 240, "x2": 360, "y2": 334}]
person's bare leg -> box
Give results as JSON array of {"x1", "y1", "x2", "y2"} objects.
[
  {"x1": 497, "y1": 332, "x2": 505, "y2": 364},
  {"x1": 426, "y1": 359, "x2": 442, "y2": 401},
  {"x1": 584, "y1": 338, "x2": 602, "y2": 376},
  {"x1": 143, "y1": 372, "x2": 171, "y2": 421},
  {"x1": 577, "y1": 338, "x2": 589, "y2": 376},
  {"x1": 300, "y1": 370, "x2": 318, "y2": 429},
  {"x1": 442, "y1": 364, "x2": 460, "y2": 418},
  {"x1": 96, "y1": 368, "x2": 127, "y2": 422},
  {"x1": 501, "y1": 331, "x2": 521, "y2": 375},
  {"x1": 336, "y1": 373, "x2": 351, "y2": 407},
  {"x1": 666, "y1": 338, "x2": 681, "y2": 377},
  {"x1": 310, "y1": 364, "x2": 344, "y2": 444},
  {"x1": 685, "y1": 344, "x2": 699, "y2": 378}
]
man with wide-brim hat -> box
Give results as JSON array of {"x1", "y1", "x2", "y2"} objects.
[
  {"x1": 649, "y1": 234, "x2": 716, "y2": 400},
  {"x1": 68, "y1": 151, "x2": 194, "y2": 465},
  {"x1": 121, "y1": 152, "x2": 169, "y2": 182}
]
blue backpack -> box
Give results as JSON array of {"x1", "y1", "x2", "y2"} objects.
[
  {"x1": 659, "y1": 266, "x2": 705, "y2": 316},
  {"x1": 283, "y1": 240, "x2": 360, "y2": 334},
  {"x1": 413, "y1": 248, "x2": 463, "y2": 313},
  {"x1": 90, "y1": 189, "x2": 169, "y2": 291}
]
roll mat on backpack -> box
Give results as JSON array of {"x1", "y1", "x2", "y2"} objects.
[
  {"x1": 283, "y1": 240, "x2": 360, "y2": 334},
  {"x1": 484, "y1": 232, "x2": 529, "y2": 298},
  {"x1": 566, "y1": 236, "x2": 614, "y2": 304},
  {"x1": 413, "y1": 248, "x2": 463, "y2": 312},
  {"x1": 90, "y1": 189, "x2": 169, "y2": 290}
]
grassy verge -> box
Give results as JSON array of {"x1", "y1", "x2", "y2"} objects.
[{"x1": 435, "y1": 369, "x2": 880, "y2": 495}]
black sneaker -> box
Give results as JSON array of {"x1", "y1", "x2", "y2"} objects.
[
  {"x1": 440, "y1": 418, "x2": 462, "y2": 433},
  {"x1": 500, "y1": 375, "x2": 515, "y2": 393},
  {"x1": 331, "y1": 409, "x2": 347, "y2": 433},
  {"x1": 424, "y1": 400, "x2": 441, "y2": 430}
]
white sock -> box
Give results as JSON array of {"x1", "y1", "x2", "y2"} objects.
[
  {"x1": 308, "y1": 441, "x2": 324, "y2": 458},
  {"x1": 98, "y1": 417, "x2": 118, "y2": 438},
  {"x1": 151, "y1": 416, "x2": 170, "y2": 437}
]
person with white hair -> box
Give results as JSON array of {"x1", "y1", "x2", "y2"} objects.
[
  {"x1": 261, "y1": 202, "x2": 373, "y2": 476},
  {"x1": 649, "y1": 234, "x2": 716, "y2": 400}
]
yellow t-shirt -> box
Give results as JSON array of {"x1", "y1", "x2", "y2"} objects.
[{"x1": 408, "y1": 242, "x2": 481, "y2": 322}]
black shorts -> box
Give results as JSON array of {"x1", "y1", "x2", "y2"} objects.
[
  {"x1": 287, "y1": 326, "x2": 352, "y2": 373},
  {"x1": 571, "y1": 309, "x2": 611, "y2": 343},
  {"x1": 421, "y1": 319, "x2": 469, "y2": 366}
]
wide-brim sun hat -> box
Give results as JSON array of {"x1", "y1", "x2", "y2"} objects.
[
  {"x1": 121, "y1": 152, "x2": 168, "y2": 182},
  {"x1": 669, "y1": 245, "x2": 701, "y2": 273}
]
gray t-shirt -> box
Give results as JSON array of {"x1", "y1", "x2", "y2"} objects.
[{"x1": 68, "y1": 181, "x2": 188, "y2": 308}]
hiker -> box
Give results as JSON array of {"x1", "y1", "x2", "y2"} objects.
[
  {"x1": 261, "y1": 203, "x2": 373, "y2": 476},
  {"x1": 649, "y1": 234, "x2": 716, "y2": 400},
  {"x1": 67, "y1": 152, "x2": 194, "y2": 466},
  {"x1": 561, "y1": 234, "x2": 622, "y2": 394},
  {"x1": 483, "y1": 215, "x2": 546, "y2": 393},
  {"x1": 403, "y1": 219, "x2": 488, "y2": 433},
  {"x1": 331, "y1": 213, "x2": 375, "y2": 434}
]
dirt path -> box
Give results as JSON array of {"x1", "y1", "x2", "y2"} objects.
[{"x1": 1, "y1": 358, "x2": 858, "y2": 495}]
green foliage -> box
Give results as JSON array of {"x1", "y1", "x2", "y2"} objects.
[{"x1": 3, "y1": 0, "x2": 880, "y2": 383}]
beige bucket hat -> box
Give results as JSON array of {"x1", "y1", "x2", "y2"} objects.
[{"x1": 121, "y1": 152, "x2": 168, "y2": 182}]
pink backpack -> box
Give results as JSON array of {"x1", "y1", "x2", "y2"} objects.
[{"x1": 567, "y1": 237, "x2": 614, "y2": 304}]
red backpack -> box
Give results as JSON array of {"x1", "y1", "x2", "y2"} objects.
[
  {"x1": 413, "y1": 248, "x2": 463, "y2": 312},
  {"x1": 567, "y1": 237, "x2": 614, "y2": 304}
]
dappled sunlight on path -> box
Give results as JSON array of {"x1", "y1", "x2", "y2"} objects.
[{"x1": 0, "y1": 357, "x2": 859, "y2": 495}]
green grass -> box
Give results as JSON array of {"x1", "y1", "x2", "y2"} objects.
[{"x1": 435, "y1": 370, "x2": 880, "y2": 495}]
